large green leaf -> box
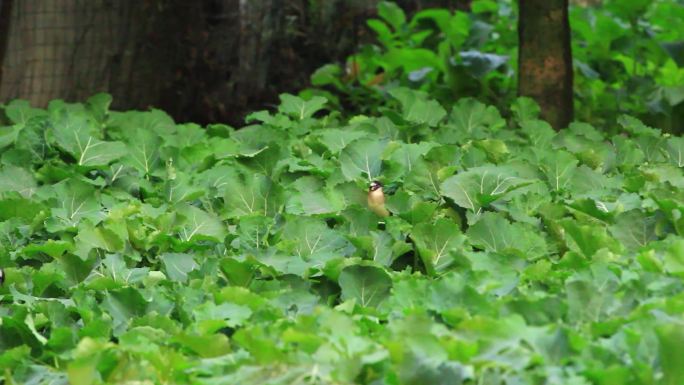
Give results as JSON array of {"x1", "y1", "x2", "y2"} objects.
[
  {"x1": 609, "y1": 210, "x2": 658, "y2": 251},
  {"x1": 388, "y1": 88, "x2": 447, "y2": 126},
  {"x1": 175, "y1": 204, "x2": 227, "y2": 243},
  {"x1": 160, "y1": 253, "x2": 197, "y2": 283},
  {"x1": 377, "y1": 1, "x2": 406, "y2": 31},
  {"x1": 411, "y1": 218, "x2": 466, "y2": 275},
  {"x1": 338, "y1": 265, "x2": 392, "y2": 308},
  {"x1": 223, "y1": 171, "x2": 284, "y2": 218},
  {"x1": 279, "y1": 216, "x2": 354, "y2": 269},
  {"x1": 0, "y1": 165, "x2": 36, "y2": 197},
  {"x1": 314, "y1": 128, "x2": 366, "y2": 153},
  {"x1": 438, "y1": 98, "x2": 505, "y2": 143},
  {"x1": 44, "y1": 179, "x2": 104, "y2": 231},
  {"x1": 466, "y1": 212, "x2": 548, "y2": 259},
  {"x1": 285, "y1": 176, "x2": 346, "y2": 215},
  {"x1": 120, "y1": 128, "x2": 162, "y2": 176},
  {"x1": 340, "y1": 138, "x2": 388, "y2": 181},
  {"x1": 537, "y1": 149, "x2": 579, "y2": 193},
  {"x1": 51, "y1": 110, "x2": 126, "y2": 167},
  {"x1": 440, "y1": 165, "x2": 533, "y2": 212},
  {"x1": 278, "y1": 94, "x2": 328, "y2": 120},
  {"x1": 560, "y1": 219, "x2": 620, "y2": 258},
  {"x1": 657, "y1": 323, "x2": 684, "y2": 385}
]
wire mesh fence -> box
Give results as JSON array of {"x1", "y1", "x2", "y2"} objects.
[
  {"x1": 2, "y1": 1, "x2": 131, "y2": 106},
  {"x1": 0, "y1": 0, "x2": 458, "y2": 124}
]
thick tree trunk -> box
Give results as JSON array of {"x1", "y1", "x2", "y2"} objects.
[
  {"x1": 0, "y1": 0, "x2": 456, "y2": 125},
  {"x1": 0, "y1": 0, "x2": 12, "y2": 88},
  {"x1": 0, "y1": 0, "x2": 186, "y2": 110},
  {"x1": 518, "y1": 0, "x2": 573, "y2": 130}
]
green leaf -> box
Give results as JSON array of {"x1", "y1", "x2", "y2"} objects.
[
  {"x1": 439, "y1": 98, "x2": 505, "y2": 142},
  {"x1": 440, "y1": 165, "x2": 532, "y2": 212},
  {"x1": 278, "y1": 94, "x2": 327, "y2": 120},
  {"x1": 665, "y1": 136, "x2": 684, "y2": 167},
  {"x1": 388, "y1": 88, "x2": 447, "y2": 126},
  {"x1": 377, "y1": 1, "x2": 406, "y2": 31},
  {"x1": 560, "y1": 219, "x2": 619, "y2": 258},
  {"x1": 0, "y1": 165, "x2": 36, "y2": 197},
  {"x1": 279, "y1": 217, "x2": 354, "y2": 268},
  {"x1": 101, "y1": 288, "x2": 148, "y2": 334},
  {"x1": 663, "y1": 239, "x2": 684, "y2": 275},
  {"x1": 618, "y1": 115, "x2": 661, "y2": 137},
  {"x1": 100, "y1": 254, "x2": 148, "y2": 285},
  {"x1": 74, "y1": 222, "x2": 125, "y2": 260},
  {"x1": 609, "y1": 210, "x2": 657, "y2": 251},
  {"x1": 367, "y1": 19, "x2": 394, "y2": 47},
  {"x1": 466, "y1": 212, "x2": 548, "y2": 259},
  {"x1": 223, "y1": 171, "x2": 283, "y2": 218},
  {"x1": 176, "y1": 204, "x2": 227, "y2": 243},
  {"x1": 474, "y1": 139, "x2": 509, "y2": 163},
  {"x1": 174, "y1": 333, "x2": 231, "y2": 358},
  {"x1": 160, "y1": 253, "x2": 197, "y2": 283},
  {"x1": 4, "y1": 99, "x2": 47, "y2": 126},
  {"x1": 285, "y1": 176, "x2": 346, "y2": 215},
  {"x1": 314, "y1": 128, "x2": 366, "y2": 153},
  {"x1": 66, "y1": 340, "x2": 109, "y2": 384},
  {"x1": 22, "y1": 240, "x2": 74, "y2": 259},
  {"x1": 520, "y1": 120, "x2": 556, "y2": 149},
  {"x1": 51, "y1": 110, "x2": 126, "y2": 167},
  {"x1": 120, "y1": 128, "x2": 162, "y2": 176},
  {"x1": 234, "y1": 214, "x2": 274, "y2": 251},
  {"x1": 656, "y1": 323, "x2": 684, "y2": 385},
  {"x1": 85, "y1": 93, "x2": 112, "y2": 123},
  {"x1": 511, "y1": 97, "x2": 541, "y2": 124},
  {"x1": 565, "y1": 266, "x2": 619, "y2": 323},
  {"x1": 310, "y1": 64, "x2": 343, "y2": 87},
  {"x1": 459, "y1": 50, "x2": 508, "y2": 78},
  {"x1": 411, "y1": 218, "x2": 466, "y2": 275},
  {"x1": 44, "y1": 179, "x2": 104, "y2": 231},
  {"x1": 338, "y1": 265, "x2": 392, "y2": 308},
  {"x1": 0, "y1": 196, "x2": 44, "y2": 221},
  {"x1": 194, "y1": 302, "x2": 252, "y2": 329},
  {"x1": 0, "y1": 124, "x2": 19, "y2": 150},
  {"x1": 340, "y1": 138, "x2": 388, "y2": 181},
  {"x1": 163, "y1": 172, "x2": 205, "y2": 205},
  {"x1": 537, "y1": 149, "x2": 578, "y2": 192}
]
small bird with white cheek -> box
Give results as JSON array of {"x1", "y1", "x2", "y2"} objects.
[{"x1": 368, "y1": 180, "x2": 390, "y2": 217}]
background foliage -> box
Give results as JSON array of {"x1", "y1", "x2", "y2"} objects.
[
  {"x1": 307, "y1": 0, "x2": 684, "y2": 133},
  {"x1": 2, "y1": 0, "x2": 684, "y2": 384}
]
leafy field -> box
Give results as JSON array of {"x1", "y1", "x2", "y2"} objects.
[{"x1": 1, "y1": 89, "x2": 684, "y2": 384}]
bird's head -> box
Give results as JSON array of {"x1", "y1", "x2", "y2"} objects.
[{"x1": 369, "y1": 180, "x2": 383, "y2": 192}]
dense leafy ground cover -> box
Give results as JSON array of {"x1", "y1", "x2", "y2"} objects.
[{"x1": 2, "y1": 89, "x2": 684, "y2": 384}]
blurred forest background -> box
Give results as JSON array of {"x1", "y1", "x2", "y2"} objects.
[
  {"x1": 0, "y1": 0, "x2": 463, "y2": 126},
  {"x1": 0, "y1": 0, "x2": 682, "y2": 131}
]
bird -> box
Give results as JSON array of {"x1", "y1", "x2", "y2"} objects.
[
  {"x1": 0, "y1": 268, "x2": 4, "y2": 286},
  {"x1": 368, "y1": 180, "x2": 390, "y2": 217}
]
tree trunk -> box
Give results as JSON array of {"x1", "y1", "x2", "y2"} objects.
[
  {"x1": 0, "y1": 0, "x2": 456, "y2": 125},
  {"x1": 518, "y1": 0, "x2": 573, "y2": 129},
  {"x1": 0, "y1": 0, "x2": 186, "y2": 110},
  {"x1": 0, "y1": 0, "x2": 12, "y2": 88}
]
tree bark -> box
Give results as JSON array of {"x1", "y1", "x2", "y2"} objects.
[
  {"x1": 518, "y1": 0, "x2": 573, "y2": 129},
  {"x1": 0, "y1": 0, "x2": 12, "y2": 88},
  {"x1": 0, "y1": 0, "x2": 456, "y2": 125}
]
